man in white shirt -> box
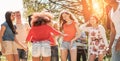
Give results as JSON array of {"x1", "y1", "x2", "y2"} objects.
[
  {"x1": 15, "y1": 11, "x2": 28, "y2": 61},
  {"x1": 105, "y1": 0, "x2": 120, "y2": 61}
]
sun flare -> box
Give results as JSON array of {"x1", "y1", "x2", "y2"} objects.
[{"x1": 92, "y1": 0, "x2": 104, "y2": 18}]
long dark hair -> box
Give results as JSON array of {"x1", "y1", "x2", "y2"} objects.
[
  {"x1": 5, "y1": 11, "x2": 16, "y2": 34},
  {"x1": 28, "y1": 14, "x2": 32, "y2": 27}
]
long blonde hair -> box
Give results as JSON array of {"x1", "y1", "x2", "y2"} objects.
[{"x1": 59, "y1": 10, "x2": 78, "y2": 31}]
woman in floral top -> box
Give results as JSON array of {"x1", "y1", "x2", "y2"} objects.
[{"x1": 80, "y1": 16, "x2": 108, "y2": 61}]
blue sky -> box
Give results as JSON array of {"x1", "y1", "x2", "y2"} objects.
[{"x1": 0, "y1": 0, "x2": 23, "y2": 28}]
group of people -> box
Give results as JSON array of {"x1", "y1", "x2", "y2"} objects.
[
  {"x1": 0, "y1": 0, "x2": 120, "y2": 61},
  {"x1": 0, "y1": 11, "x2": 29, "y2": 61}
]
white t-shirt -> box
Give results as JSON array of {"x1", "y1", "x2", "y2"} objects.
[
  {"x1": 110, "y1": 4, "x2": 120, "y2": 39},
  {"x1": 16, "y1": 23, "x2": 28, "y2": 49}
]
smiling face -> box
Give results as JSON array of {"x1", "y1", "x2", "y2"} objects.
[
  {"x1": 10, "y1": 13, "x2": 15, "y2": 21},
  {"x1": 15, "y1": 11, "x2": 21, "y2": 19},
  {"x1": 89, "y1": 16, "x2": 98, "y2": 26},
  {"x1": 15, "y1": 11, "x2": 22, "y2": 23},
  {"x1": 62, "y1": 12, "x2": 71, "y2": 22}
]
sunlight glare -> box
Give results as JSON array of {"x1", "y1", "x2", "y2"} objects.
[
  {"x1": 92, "y1": 0, "x2": 104, "y2": 18},
  {"x1": 93, "y1": 3, "x2": 99, "y2": 11}
]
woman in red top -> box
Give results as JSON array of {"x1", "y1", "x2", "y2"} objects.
[
  {"x1": 59, "y1": 10, "x2": 80, "y2": 61},
  {"x1": 26, "y1": 12, "x2": 63, "y2": 61}
]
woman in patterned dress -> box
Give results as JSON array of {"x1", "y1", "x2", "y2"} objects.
[{"x1": 80, "y1": 16, "x2": 108, "y2": 61}]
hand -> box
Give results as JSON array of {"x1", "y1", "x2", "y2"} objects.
[
  {"x1": 115, "y1": 37, "x2": 120, "y2": 51},
  {"x1": 23, "y1": 46, "x2": 28, "y2": 52},
  {"x1": 70, "y1": 40, "x2": 74, "y2": 48},
  {"x1": 106, "y1": 47, "x2": 111, "y2": 55},
  {"x1": 63, "y1": 34, "x2": 68, "y2": 36},
  {"x1": 1, "y1": 45, "x2": 5, "y2": 55},
  {"x1": 1, "y1": 48, "x2": 5, "y2": 55},
  {"x1": 22, "y1": 43, "x2": 28, "y2": 52}
]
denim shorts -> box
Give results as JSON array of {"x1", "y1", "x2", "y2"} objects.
[
  {"x1": 60, "y1": 41, "x2": 77, "y2": 50},
  {"x1": 111, "y1": 39, "x2": 120, "y2": 61},
  {"x1": 32, "y1": 41, "x2": 51, "y2": 57}
]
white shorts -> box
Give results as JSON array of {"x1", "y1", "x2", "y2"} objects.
[
  {"x1": 32, "y1": 41, "x2": 51, "y2": 57},
  {"x1": 2, "y1": 41, "x2": 18, "y2": 55}
]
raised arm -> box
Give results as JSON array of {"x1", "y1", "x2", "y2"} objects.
[{"x1": 80, "y1": 22, "x2": 90, "y2": 32}]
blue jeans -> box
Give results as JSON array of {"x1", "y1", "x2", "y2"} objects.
[
  {"x1": 111, "y1": 39, "x2": 120, "y2": 61},
  {"x1": 51, "y1": 45, "x2": 59, "y2": 61}
]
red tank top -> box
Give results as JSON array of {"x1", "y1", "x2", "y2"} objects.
[{"x1": 63, "y1": 21, "x2": 76, "y2": 42}]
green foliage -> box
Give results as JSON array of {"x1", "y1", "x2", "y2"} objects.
[
  {"x1": 22, "y1": 0, "x2": 83, "y2": 21},
  {"x1": 23, "y1": 0, "x2": 46, "y2": 18}
]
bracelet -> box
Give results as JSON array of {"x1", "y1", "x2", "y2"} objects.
[{"x1": 106, "y1": 47, "x2": 109, "y2": 51}]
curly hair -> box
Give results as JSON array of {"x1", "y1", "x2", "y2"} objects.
[{"x1": 31, "y1": 12, "x2": 51, "y2": 26}]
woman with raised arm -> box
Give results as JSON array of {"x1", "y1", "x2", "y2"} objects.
[{"x1": 81, "y1": 16, "x2": 108, "y2": 61}]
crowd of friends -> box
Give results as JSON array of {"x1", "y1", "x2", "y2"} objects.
[{"x1": 0, "y1": 0, "x2": 120, "y2": 61}]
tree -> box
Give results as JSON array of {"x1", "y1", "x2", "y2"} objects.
[
  {"x1": 23, "y1": 0, "x2": 84, "y2": 22},
  {"x1": 23, "y1": 0, "x2": 107, "y2": 25},
  {"x1": 23, "y1": 0, "x2": 49, "y2": 18}
]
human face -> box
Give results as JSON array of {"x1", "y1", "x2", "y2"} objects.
[
  {"x1": 15, "y1": 12, "x2": 21, "y2": 23},
  {"x1": 62, "y1": 13, "x2": 70, "y2": 21},
  {"x1": 89, "y1": 16, "x2": 97, "y2": 26},
  {"x1": 15, "y1": 12, "x2": 21, "y2": 19},
  {"x1": 11, "y1": 13, "x2": 15, "y2": 21}
]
